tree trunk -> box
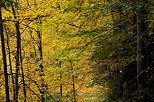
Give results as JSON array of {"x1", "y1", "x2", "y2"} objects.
[
  {"x1": 136, "y1": 3, "x2": 143, "y2": 91},
  {"x1": 36, "y1": 19, "x2": 45, "y2": 102},
  {"x1": 70, "y1": 61, "x2": 77, "y2": 102},
  {"x1": 136, "y1": 0, "x2": 149, "y2": 101},
  {"x1": 6, "y1": 28, "x2": 16, "y2": 101},
  {"x1": 20, "y1": 48, "x2": 27, "y2": 102},
  {"x1": 60, "y1": 73, "x2": 63, "y2": 98},
  {"x1": 136, "y1": 0, "x2": 148, "y2": 90},
  {"x1": 58, "y1": 61, "x2": 63, "y2": 99},
  {"x1": 14, "y1": 20, "x2": 21, "y2": 102},
  {"x1": 11, "y1": 3, "x2": 21, "y2": 102},
  {"x1": 72, "y1": 76, "x2": 76, "y2": 102},
  {"x1": 33, "y1": 1, "x2": 45, "y2": 101},
  {"x1": 0, "y1": 6, "x2": 10, "y2": 102}
]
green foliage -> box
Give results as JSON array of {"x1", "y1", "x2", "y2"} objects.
[{"x1": 0, "y1": 0, "x2": 153, "y2": 101}]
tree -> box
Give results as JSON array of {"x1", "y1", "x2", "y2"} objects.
[
  {"x1": 0, "y1": 0, "x2": 153, "y2": 101},
  {"x1": 0, "y1": 3, "x2": 10, "y2": 102}
]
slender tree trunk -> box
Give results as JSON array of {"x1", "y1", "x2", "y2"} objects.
[
  {"x1": 136, "y1": 1, "x2": 149, "y2": 101},
  {"x1": 6, "y1": 29, "x2": 16, "y2": 101},
  {"x1": 136, "y1": 0, "x2": 148, "y2": 91},
  {"x1": 58, "y1": 61, "x2": 63, "y2": 98},
  {"x1": 29, "y1": 23, "x2": 45, "y2": 101},
  {"x1": 36, "y1": 19, "x2": 45, "y2": 102},
  {"x1": 33, "y1": 0, "x2": 45, "y2": 101},
  {"x1": 70, "y1": 61, "x2": 77, "y2": 102},
  {"x1": 60, "y1": 73, "x2": 63, "y2": 98},
  {"x1": 14, "y1": 20, "x2": 21, "y2": 102},
  {"x1": 136, "y1": 3, "x2": 143, "y2": 90},
  {"x1": 11, "y1": 3, "x2": 21, "y2": 102},
  {"x1": 12, "y1": 2, "x2": 27, "y2": 100},
  {"x1": 20, "y1": 48, "x2": 27, "y2": 102},
  {"x1": 0, "y1": 6, "x2": 10, "y2": 102},
  {"x1": 72, "y1": 76, "x2": 76, "y2": 102},
  {"x1": 15, "y1": 0, "x2": 27, "y2": 100},
  {"x1": 37, "y1": 29, "x2": 45, "y2": 102}
]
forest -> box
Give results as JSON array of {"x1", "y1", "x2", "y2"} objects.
[{"x1": 0, "y1": 0, "x2": 154, "y2": 102}]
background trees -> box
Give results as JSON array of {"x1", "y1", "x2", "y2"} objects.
[{"x1": 0, "y1": 0, "x2": 153, "y2": 102}]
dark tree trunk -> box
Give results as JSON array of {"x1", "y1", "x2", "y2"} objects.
[
  {"x1": 0, "y1": 6, "x2": 10, "y2": 102},
  {"x1": 60, "y1": 73, "x2": 63, "y2": 98},
  {"x1": 11, "y1": 3, "x2": 21, "y2": 102},
  {"x1": 136, "y1": 0, "x2": 148, "y2": 91},
  {"x1": 20, "y1": 48, "x2": 27, "y2": 102},
  {"x1": 72, "y1": 76, "x2": 76, "y2": 102},
  {"x1": 36, "y1": 19, "x2": 45, "y2": 102},
  {"x1": 136, "y1": 0, "x2": 149, "y2": 101},
  {"x1": 5, "y1": 28, "x2": 16, "y2": 101},
  {"x1": 14, "y1": 20, "x2": 21, "y2": 102},
  {"x1": 70, "y1": 61, "x2": 77, "y2": 102},
  {"x1": 58, "y1": 61, "x2": 63, "y2": 98}
]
